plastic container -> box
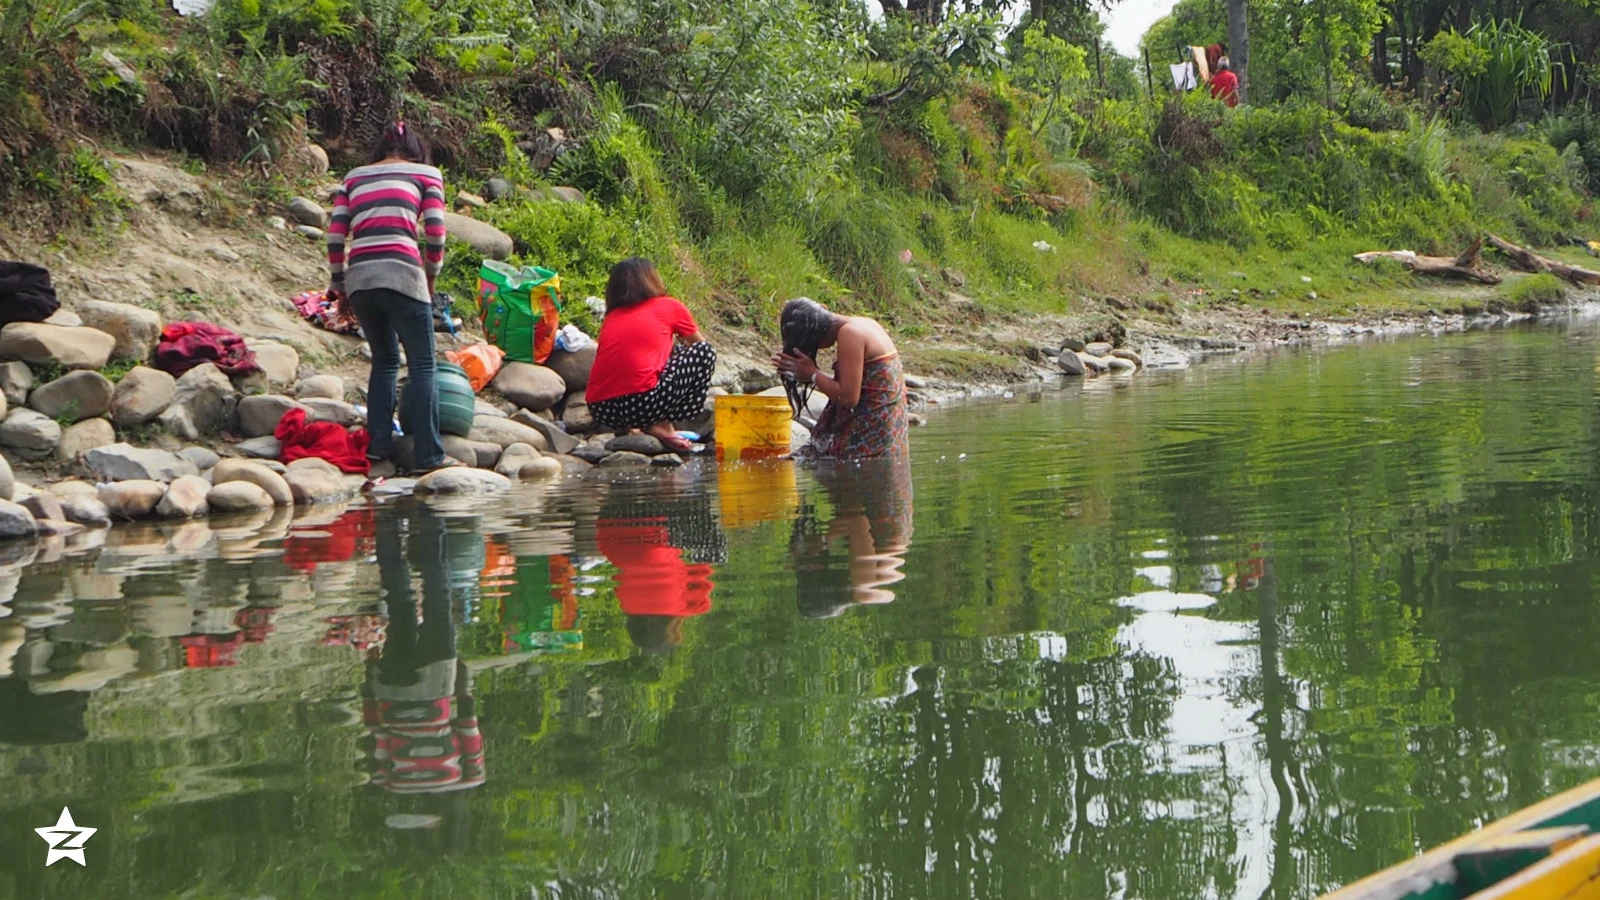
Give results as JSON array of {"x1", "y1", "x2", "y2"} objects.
[
  {"x1": 717, "y1": 460, "x2": 798, "y2": 530},
  {"x1": 401, "y1": 361, "x2": 476, "y2": 437},
  {"x1": 713, "y1": 394, "x2": 792, "y2": 461}
]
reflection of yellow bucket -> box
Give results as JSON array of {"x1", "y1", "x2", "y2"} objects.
[
  {"x1": 714, "y1": 394, "x2": 792, "y2": 461},
  {"x1": 718, "y1": 460, "x2": 798, "y2": 530}
]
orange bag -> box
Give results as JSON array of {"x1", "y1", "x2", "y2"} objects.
[{"x1": 446, "y1": 343, "x2": 506, "y2": 393}]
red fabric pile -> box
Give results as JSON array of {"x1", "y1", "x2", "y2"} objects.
[
  {"x1": 275, "y1": 407, "x2": 370, "y2": 473},
  {"x1": 156, "y1": 322, "x2": 261, "y2": 376}
]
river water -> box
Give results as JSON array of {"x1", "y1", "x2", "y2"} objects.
[{"x1": 5, "y1": 321, "x2": 1600, "y2": 898}]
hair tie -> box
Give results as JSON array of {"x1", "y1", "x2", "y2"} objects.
[{"x1": 396, "y1": 122, "x2": 405, "y2": 135}]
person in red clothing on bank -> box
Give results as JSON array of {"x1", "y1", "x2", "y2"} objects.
[
  {"x1": 586, "y1": 258, "x2": 716, "y2": 453},
  {"x1": 1210, "y1": 57, "x2": 1240, "y2": 107}
]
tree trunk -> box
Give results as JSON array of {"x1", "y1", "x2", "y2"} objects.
[
  {"x1": 1226, "y1": 0, "x2": 1250, "y2": 104},
  {"x1": 1372, "y1": 24, "x2": 1389, "y2": 86},
  {"x1": 1487, "y1": 234, "x2": 1600, "y2": 286},
  {"x1": 1353, "y1": 238, "x2": 1503, "y2": 284}
]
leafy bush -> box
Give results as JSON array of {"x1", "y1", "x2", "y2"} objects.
[
  {"x1": 1541, "y1": 108, "x2": 1600, "y2": 194},
  {"x1": 1343, "y1": 86, "x2": 1412, "y2": 132},
  {"x1": 1504, "y1": 272, "x2": 1566, "y2": 307},
  {"x1": 1424, "y1": 19, "x2": 1561, "y2": 130}
]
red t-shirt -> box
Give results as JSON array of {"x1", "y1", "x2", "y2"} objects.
[
  {"x1": 1210, "y1": 70, "x2": 1239, "y2": 107},
  {"x1": 596, "y1": 520, "x2": 714, "y2": 616},
  {"x1": 586, "y1": 296, "x2": 699, "y2": 403}
]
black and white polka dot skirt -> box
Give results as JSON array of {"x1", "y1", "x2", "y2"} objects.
[{"x1": 591, "y1": 342, "x2": 717, "y2": 431}]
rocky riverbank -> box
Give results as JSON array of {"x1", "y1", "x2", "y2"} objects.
[
  {"x1": 6, "y1": 152, "x2": 1596, "y2": 547},
  {"x1": 0, "y1": 289, "x2": 735, "y2": 541}
]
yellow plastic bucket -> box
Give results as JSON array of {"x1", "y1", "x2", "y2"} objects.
[
  {"x1": 717, "y1": 460, "x2": 798, "y2": 530},
  {"x1": 714, "y1": 394, "x2": 791, "y2": 461}
]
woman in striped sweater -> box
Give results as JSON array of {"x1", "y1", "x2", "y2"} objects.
[{"x1": 327, "y1": 122, "x2": 461, "y2": 473}]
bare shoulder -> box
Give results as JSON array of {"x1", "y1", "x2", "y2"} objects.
[{"x1": 843, "y1": 316, "x2": 897, "y2": 357}]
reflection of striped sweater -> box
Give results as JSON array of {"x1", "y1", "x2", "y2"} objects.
[{"x1": 327, "y1": 162, "x2": 447, "y2": 305}]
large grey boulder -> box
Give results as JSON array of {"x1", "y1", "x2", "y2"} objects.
[
  {"x1": 234, "y1": 436, "x2": 282, "y2": 459},
  {"x1": 0, "y1": 500, "x2": 37, "y2": 538},
  {"x1": 1077, "y1": 352, "x2": 1109, "y2": 374},
  {"x1": 248, "y1": 340, "x2": 300, "y2": 384},
  {"x1": 98, "y1": 479, "x2": 167, "y2": 519},
  {"x1": 20, "y1": 493, "x2": 63, "y2": 524},
  {"x1": 288, "y1": 197, "x2": 327, "y2": 227},
  {"x1": 413, "y1": 467, "x2": 511, "y2": 495},
  {"x1": 301, "y1": 398, "x2": 364, "y2": 427},
  {"x1": 284, "y1": 458, "x2": 351, "y2": 504},
  {"x1": 212, "y1": 458, "x2": 292, "y2": 506},
  {"x1": 0, "y1": 322, "x2": 115, "y2": 369},
  {"x1": 294, "y1": 375, "x2": 344, "y2": 400},
  {"x1": 29, "y1": 371, "x2": 114, "y2": 422},
  {"x1": 0, "y1": 361, "x2": 31, "y2": 407},
  {"x1": 561, "y1": 398, "x2": 594, "y2": 435},
  {"x1": 1057, "y1": 352, "x2": 1086, "y2": 377},
  {"x1": 544, "y1": 345, "x2": 596, "y2": 393},
  {"x1": 599, "y1": 451, "x2": 653, "y2": 468},
  {"x1": 179, "y1": 446, "x2": 220, "y2": 471},
  {"x1": 441, "y1": 212, "x2": 512, "y2": 260},
  {"x1": 47, "y1": 479, "x2": 100, "y2": 499},
  {"x1": 154, "y1": 474, "x2": 211, "y2": 519},
  {"x1": 606, "y1": 433, "x2": 665, "y2": 455},
  {"x1": 59, "y1": 495, "x2": 111, "y2": 528},
  {"x1": 467, "y1": 415, "x2": 549, "y2": 451},
  {"x1": 207, "y1": 481, "x2": 274, "y2": 513},
  {"x1": 511, "y1": 409, "x2": 580, "y2": 454},
  {"x1": 110, "y1": 366, "x2": 176, "y2": 427},
  {"x1": 494, "y1": 443, "x2": 541, "y2": 478},
  {"x1": 236, "y1": 394, "x2": 305, "y2": 438},
  {"x1": 84, "y1": 443, "x2": 198, "y2": 483},
  {"x1": 57, "y1": 419, "x2": 114, "y2": 460},
  {"x1": 0, "y1": 409, "x2": 61, "y2": 459},
  {"x1": 158, "y1": 363, "x2": 236, "y2": 440},
  {"x1": 491, "y1": 362, "x2": 566, "y2": 412},
  {"x1": 76, "y1": 300, "x2": 162, "y2": 361}
]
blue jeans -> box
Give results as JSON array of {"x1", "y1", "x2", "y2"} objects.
[{"x1": 350, "y1": 288, "x2": 445, "y2": 468}]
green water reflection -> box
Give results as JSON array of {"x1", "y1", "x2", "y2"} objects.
[{"x1": 6, "y1": 322, "x2": 1600, "y2": 898}]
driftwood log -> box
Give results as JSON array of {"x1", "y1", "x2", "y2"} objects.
[
  {"x1": 1486, "y1": 234, "x2": 1600, "y2": 286},
  {"x1": 1353, "y1": 238, "x2": 1502, "y2": 285}
]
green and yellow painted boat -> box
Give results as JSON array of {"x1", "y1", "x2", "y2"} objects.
[{"x1": 1324, "y1": 778, "x2": 1600, "y2": 900}]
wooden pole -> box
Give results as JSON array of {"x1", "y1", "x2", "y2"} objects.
[{"x1": 1143, "y1": 46, "x2": 1154, "y2": 98}]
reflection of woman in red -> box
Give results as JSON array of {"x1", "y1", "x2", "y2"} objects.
[{"x1": 596, "y1": 516, "x2": 715, "y2": 654}]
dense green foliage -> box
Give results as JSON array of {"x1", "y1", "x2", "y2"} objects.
[{"x1": 2, "y1": 0, "x2": 1599, "y2": 319}]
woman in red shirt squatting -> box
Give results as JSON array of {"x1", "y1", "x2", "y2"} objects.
[{"x1": 585, "y1": 258, "x2": 715, "y2": 453}]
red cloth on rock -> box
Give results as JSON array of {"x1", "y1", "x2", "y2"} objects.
[
  {"x1": 274, "y1": 407, "x2": 371, "y2": 473},
  {"x1": 156, "y1": 322, "x2": 261, "y2": 376}
]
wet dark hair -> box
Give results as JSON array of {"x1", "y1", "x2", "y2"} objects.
[
  {"x1": 369, "y1": 121, "x2": 431, "y2": 165},
  {"x1": 780, "y1": 297, "x2": 834, "y2": 362},
  {"x1": 625, "y1": 614, "x2": 681, "y2": 654},
  {"x1": 605, "y1": 258, "x2": 668, "y2": 312}
]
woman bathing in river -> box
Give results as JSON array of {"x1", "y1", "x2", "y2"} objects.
[
  {"x1": 774, "y1": 298, "x2": 909, "y2": 460},
  {"x1": 586, "y1": 258, "x2": 716, "y2": 453}
]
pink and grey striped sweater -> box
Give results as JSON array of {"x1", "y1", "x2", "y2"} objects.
[{"x1": 326, "y1": 161, "x2": 447, "y2": 305}]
